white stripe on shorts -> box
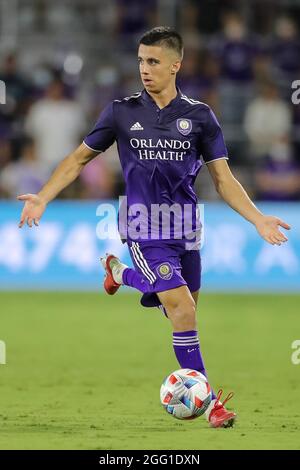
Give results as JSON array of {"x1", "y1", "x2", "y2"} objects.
[
  {"x1": 131, "y1": 242, "x2": 156, "y2": 284},
  {"x1": 135, "y1": 242, "x2": 157, "y2": 282},
  {"x1": 130, "y1": 245, "x2": 153, "y2": 284},
  {"x1": 130, "y1": 243, "x2": 156, "y2": 284}
]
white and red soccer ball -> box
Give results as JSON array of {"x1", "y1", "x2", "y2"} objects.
[{"x1": 160, "y1": 368, "x2": 212, "y2": 419}]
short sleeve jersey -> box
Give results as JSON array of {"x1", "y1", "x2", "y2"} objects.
[{"x1": 84, "y1": 89, "x2": 228, "y2": 240}]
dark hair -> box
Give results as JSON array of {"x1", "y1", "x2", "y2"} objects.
[{"x1": 139, "y1": 26, "x2": 184, "y2": 59}]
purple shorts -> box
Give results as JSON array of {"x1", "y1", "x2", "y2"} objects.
[{"x1": 127, "y1": 239, "x2": 201, "y2": 308}]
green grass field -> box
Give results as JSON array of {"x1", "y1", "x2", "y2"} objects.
[{"x1": 0, "y1": 292, "x2": 299, "y2": 450}]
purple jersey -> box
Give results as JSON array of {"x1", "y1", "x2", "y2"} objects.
[{"x1": 83, "y1": 89, "x2": 228, "y2": 241}]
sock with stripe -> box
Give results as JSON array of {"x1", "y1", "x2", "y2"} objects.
[{"x1": 173, "y1": 330, "x2": 216, "y2": 400}]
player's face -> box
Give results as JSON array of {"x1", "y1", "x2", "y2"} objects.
[{"x1": 138, "y1": 44, "x2": 181, "y2": 93}]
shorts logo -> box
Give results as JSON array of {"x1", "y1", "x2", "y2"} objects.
[
  {"x1": 157, "y1": 262, "x2": 173, "y2": 280},
  {"x1": 177, "y1": 118, "x2": 192, "y2": 136}
]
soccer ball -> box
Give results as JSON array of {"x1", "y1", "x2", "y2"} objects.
[{"x1": 160, "y1": 368, "x2": 212, "y2": 420}]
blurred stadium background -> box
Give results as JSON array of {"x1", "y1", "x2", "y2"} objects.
[
  {"x1": 0, "y1": 0, "x2": 300, "y2": 291},
  {"x1": 0, "y1": 0, "x2": 300, "y2": 450}
]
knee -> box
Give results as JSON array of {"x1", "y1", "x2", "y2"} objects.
[{"x1": 165, "y1": 297, "x2": 197, "y2": 331}]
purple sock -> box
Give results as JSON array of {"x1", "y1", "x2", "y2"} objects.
[
  {"x1": 122, "y1": 267, "x2": 152, "y2": 293},
  {"x1": 173, "y1": 330, "x2": 216, "y2": 400}
]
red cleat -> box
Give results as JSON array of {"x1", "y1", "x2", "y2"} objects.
[
  {"x1": 206, "y1": 390, "x2": 237, "y2": 428},
  {"x1": 101, "y1": 254, "x2": 122, "y2": 295}
]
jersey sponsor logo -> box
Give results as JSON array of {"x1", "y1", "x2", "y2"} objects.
[
  {"x1": 129, "y1": 138, "x2": 191, "y2": 161},
  {"x1": 130, "y1": 122, "x2": 144, "y2": 131},
  {"x1": 130, "y1": 138, "x2": 190, "y2": 149},
  {"x1": 156, "y1": 262, "x2": 174, "y2": 280},
  {"x1": 177, "y1": 118, "x2": 192, "y2": 136}
]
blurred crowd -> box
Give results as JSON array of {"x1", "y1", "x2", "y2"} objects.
[{"x1": 0, "y1": 0, "x2": 300, "y2": 201}]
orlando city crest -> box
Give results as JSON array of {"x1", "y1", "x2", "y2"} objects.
[
  {"x1": 176, "y1": 118, "x2": 192, "y2": 136},
  {"x1": 157, "y1": 263, "x2": 173, "y2": 280}
]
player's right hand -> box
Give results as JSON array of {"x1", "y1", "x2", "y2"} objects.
[{"x1": 17, "y1": 193, "x2": 47, "y2": 228}]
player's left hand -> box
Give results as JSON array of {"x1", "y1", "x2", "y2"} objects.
[{"x1": 255, "y1": 215, "x2": 291, "y2": 245}]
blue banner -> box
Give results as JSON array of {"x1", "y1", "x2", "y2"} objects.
[{"x1": 0, "y1": 201, "x2": 299, "y2": 291}]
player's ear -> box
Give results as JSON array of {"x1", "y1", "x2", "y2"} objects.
[{"x1": 171, "y1": 61, "x2": 181, "y2": 75}]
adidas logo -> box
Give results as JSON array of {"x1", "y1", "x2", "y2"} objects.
[{"x1": 130, "y1": 122, "x2": 144, "y2": 131}]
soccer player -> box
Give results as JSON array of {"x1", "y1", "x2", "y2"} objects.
[{"x1": 18, "y1": 27, "x2": 291, "y2": 428}]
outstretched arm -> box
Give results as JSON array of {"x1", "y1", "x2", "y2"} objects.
[
  {"x1": 207, "y1": 159, "x2": 291, "y2": 245},
  {"x1": 17, "y1": 143, "x2": 97, "y2": 228}
]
